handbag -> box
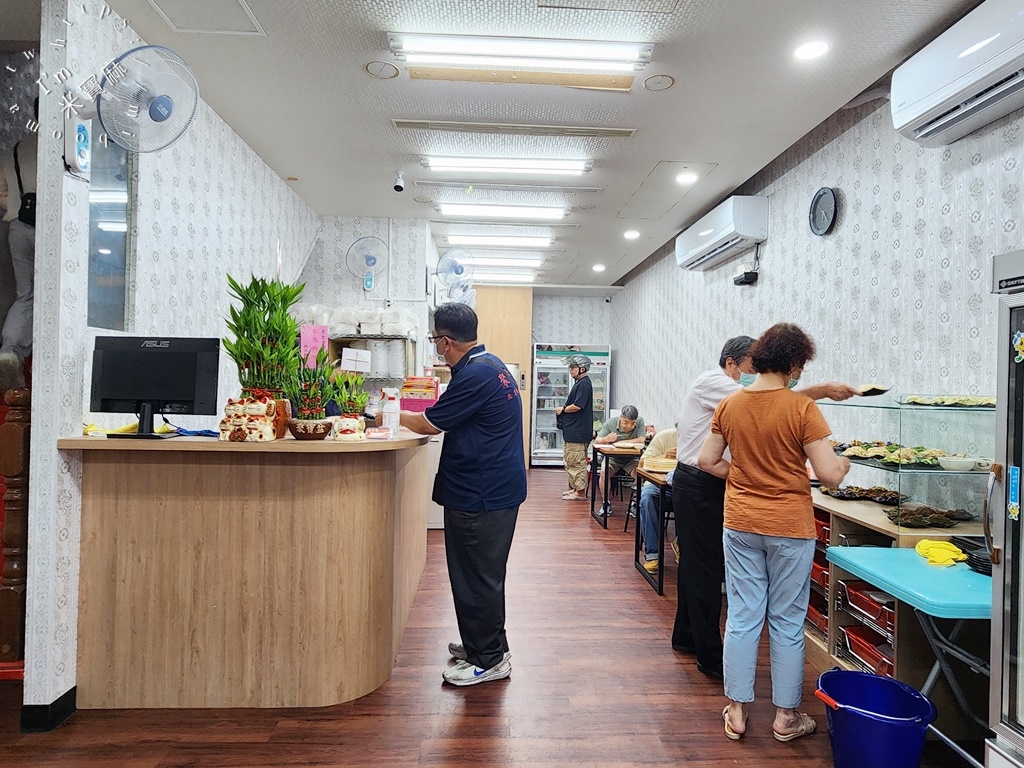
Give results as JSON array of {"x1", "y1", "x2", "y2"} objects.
[{"x1": 13, "y1": 142, "x2": 35, "y2": 228}]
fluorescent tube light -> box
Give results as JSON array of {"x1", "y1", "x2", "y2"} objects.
[
  {"x1": 472, "y1": 272, "x2": 536, "y2": 283},
  {"x1": 390, "y1": 33, "x2": 651, "y2": 74},
  {"x1": 438, "y1": 203, "x2": 567, "y2": 220},
  {"x1": 592, "y1": 264, "x2": 606, "y2": 272},
  {"x1": 464, "y1": 257, "x2": 543, "y2": 268},
  {"x1": 425, "y1": 157, "x2": 590, "y2": 175},
  {"x1": 447, "y1": 235, "x2": 552, "y2": 248},
  {"x1": 675, "y1": 171, "x2": 699, "y2": 185},
  {"x1": 623, "y1": 230, "x2": 640, "y2": 240},
  {"x1": 89, "y1": 191, "x2": 129, "y2": 203},
  {"x1": 97, "y1": 248, "x2": 112, "y2": 254},
  {"x1": 97, "y1": 221, "x2": 128, "y2": 232}
]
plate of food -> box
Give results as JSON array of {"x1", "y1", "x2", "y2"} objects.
[
  {"x1": 902, "y1": 395, "x2": 996, "y2": 407},
  {"x1": 885, "y1": 502, "x2": 974, "y2": 528}
]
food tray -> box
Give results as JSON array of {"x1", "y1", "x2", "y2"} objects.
[
  {"x1": 814, "y1": 517, "x2": 830, "y2": 545},
  {"x1": 840, "y1": 624, "x2": 894, "y2": 678},
  {"x1": 806, "y1": 596, "x2": 828, "y2": 635},
  {"x1": 837, "y1": 580, "x2": 895, "y2": 635},
  {"x1": 811, "y1": 561, "x2": 829, "y2": 591}
]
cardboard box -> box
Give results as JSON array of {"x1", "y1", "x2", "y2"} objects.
[{"x1": 339, "y1": 347, "x2": 372, "y2": 373}]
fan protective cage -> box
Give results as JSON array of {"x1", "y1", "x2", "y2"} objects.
[
  {"x1": 98, "y1": 45, "x2": 199, "y2": 153},
  {"x1": 346, "y1": 236, "x2": 389, "y2": 279}
]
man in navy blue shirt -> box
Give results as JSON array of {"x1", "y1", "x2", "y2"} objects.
[
  {"x1": 385, "y1": 303, "x2": 526, "y2": 686},
  {"x1": 555, "y1": 354, "x2": 593, "y2": 501}
]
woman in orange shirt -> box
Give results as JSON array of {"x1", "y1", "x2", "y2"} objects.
[{"x1": 698, "y1": 323, "x2": 850, "y2": 743}]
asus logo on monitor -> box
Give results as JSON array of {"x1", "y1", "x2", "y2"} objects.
[{"x1": 140, "y1": 340, "x2": 170, "y2": 348}]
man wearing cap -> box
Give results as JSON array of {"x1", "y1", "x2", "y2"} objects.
[{"x1": 556, "y1": 353, "x2": 593, "y2": 501}]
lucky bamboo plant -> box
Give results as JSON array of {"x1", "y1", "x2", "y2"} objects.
[
  {"x1": 283, "y1": 347, "x2": 340, "y2": 421},
  {"x1": 334, "y1": 369, "x2": 370, "y2": 415},
  {"x1": 223, "y1": 274, "x2": 304, "y2": 396}
]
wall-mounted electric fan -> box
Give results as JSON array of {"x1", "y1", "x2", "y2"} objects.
[
  {"x1": 346, "y1": 236, "x2": 389, "y2": 290},
  {"x1": 96, "y1": 45, "x2": 199, "y2": 153},
  {"x1": 447, "y1": 276, "x2": 477, "y2": 309},
  {"x1": 432, "y1": 247, "x2": 474, "y2": 287},
  {"x1": 63, "y1": 45, "x2": 199, "y2": 176}
]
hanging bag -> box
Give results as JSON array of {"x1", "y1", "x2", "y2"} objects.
[{"x1": 13, "y1": 142, "x2": 35, "y2": 228}]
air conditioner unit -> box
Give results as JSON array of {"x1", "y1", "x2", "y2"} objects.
[
  {"x1": 891, "y1": 0, "x2": 1024, "y2": 147},
  {"x1": 675, "y1": 195, "x2": 768, "y2": 272}
]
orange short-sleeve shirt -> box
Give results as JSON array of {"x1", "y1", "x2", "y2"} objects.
[{"x1": 710, "y1": 388, "x2": 832, "y2": 539}]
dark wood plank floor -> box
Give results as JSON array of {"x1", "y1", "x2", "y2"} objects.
[{"x1": 0, "y1": 468, "x2": 974, "y2": 766}]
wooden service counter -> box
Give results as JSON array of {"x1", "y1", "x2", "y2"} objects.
[{"x1": 57, "y1": 434, "x2": 431, "y2": 709}]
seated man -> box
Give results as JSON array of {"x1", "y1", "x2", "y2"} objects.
[
  {"x1": 637, "y1": 427, "x2": 677, "y2": 573},
  {"x1": 593, "y1": 404, "x2": 646, "y2": 483}
]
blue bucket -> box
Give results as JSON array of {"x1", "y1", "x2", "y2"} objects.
[{"x1": 816, "y1": 668, "x2": 937, "y2": 768}]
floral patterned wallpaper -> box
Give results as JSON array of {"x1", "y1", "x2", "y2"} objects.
[
  {"x1": 26, "y1": 0, "x2": 318, "y2": 706},
  {"x1": 611, "y1": 100, "x2": 1021, "y2": 437},
  {"x1": 531, "y1": 295, "x2": 611, "y2": 347}
]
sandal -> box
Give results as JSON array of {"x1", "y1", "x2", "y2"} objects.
[
  {"x1": 723, "y1": 706, "x2": 746, "y2": 740},
  {"x1": 772, "y1": 712, "x2": 816, "y2": 742},
  {"x1": 561, "y1": 490, "x2": 586, "y2": 500}
]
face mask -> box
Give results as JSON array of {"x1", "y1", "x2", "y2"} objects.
[
  {"x1": 787, "y1": 377, "x2": 800, "y2": 389},
  {"x1": 738, "y1": 372, "x2": 756, "y2": 387}
]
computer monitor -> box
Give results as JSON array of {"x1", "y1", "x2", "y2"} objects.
[{"x1": 90, "y1": 336, "x2": 220, "y2": 439}]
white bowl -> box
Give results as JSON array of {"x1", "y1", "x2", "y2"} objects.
[{"x1": 938, "y1": 457, "x2": 974, "y2": 471}]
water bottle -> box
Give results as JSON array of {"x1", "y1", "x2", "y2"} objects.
[{"x1": 382, "y1": 389, "x2": 400, "y2": 438}]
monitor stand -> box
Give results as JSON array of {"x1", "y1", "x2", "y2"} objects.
[{"x1": 106, "y1": 402, "x2": 181, "y2": 439}]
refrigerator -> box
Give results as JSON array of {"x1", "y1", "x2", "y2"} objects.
[
  {"x1": 530, "y1": 344, "x2": 609, "y2": 467},
  {"x1": 989, "y1": 248, "x2": 1024, "y2": 768}
]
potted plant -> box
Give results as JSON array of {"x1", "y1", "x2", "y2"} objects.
[
  {"x1": 334, "y1": 369, "x2": 370, "y2": 419},
  {"x1": 222, "y1": 274, "x2": 304, "y2": 439},
  {"x1": 282, "y1": 347, "x2": 339, "y2": 440}
]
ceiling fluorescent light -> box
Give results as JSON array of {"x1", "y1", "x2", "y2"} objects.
[
  {"x1": 438, "y1": 203, "x2": 567, "y2": 220},
  {"x1": 424, "y1": 157, "x2": 590, "y2": 175},
  {"x1": 464, "y1": 257, "x2": 544, "y2": 268},
  {"x1": 472, "y1": 272, "x2": 537, "y2": 283},
  {"x1": 447, "y1": 235, "x2": 552, "y2": 248},
  {"x1": 390, "y1": 33, "x2": 651, "y2": 74},
  {"x1": 89, "y1": 191, "x2": 129, "y2": 203}
]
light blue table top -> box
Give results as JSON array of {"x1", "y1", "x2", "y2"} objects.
[{"x1": 826, "y1": 547, "x2": 992, "y2": 620}]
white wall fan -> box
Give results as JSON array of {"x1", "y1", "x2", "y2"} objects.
[
  {"x1": 430, "y1": 247, "x2": 474, "y2": 296},
  {"x1": 345, "y1": 235, "x2": 390, "y2": 291},
  {"x1": 65, "y1": 45, "x2": 199, "y2": 173},
  {"x1": 447, "y1": 276, "x2": 477, "y2": 309}
]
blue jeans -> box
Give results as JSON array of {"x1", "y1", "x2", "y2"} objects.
[
  {"x1": 640, "y1": 481, "x2": 673, "y2": 559},
  {"x1": 722, "y1": 528, "x2": 814, "y2": 709}
]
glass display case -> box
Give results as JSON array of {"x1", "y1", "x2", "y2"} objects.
[
  {"x1": 531, "y1": 344, "x2": 609, "y2": 467},
  {"x1": 817, "y1": 396, "x2": 995, "y2": 533}
]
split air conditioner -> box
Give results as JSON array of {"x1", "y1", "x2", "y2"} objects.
[
  {"x1": 891, "y1": 0, "x2": 1024, "y2": 147},
  {"x1": 675, "y1": 195, "x2": 768, "y2": 272}
]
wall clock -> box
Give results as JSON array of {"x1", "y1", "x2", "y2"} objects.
[{"x1": 809, "y1": 186, "x2": 838, "y2": 236}]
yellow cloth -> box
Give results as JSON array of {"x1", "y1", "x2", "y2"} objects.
[
  {"x1": 915, "y1": 539, "x2": 967, "y2": 567},
  {"x1": 82, "y1": 421, "x2": 177, "y2": 435}
]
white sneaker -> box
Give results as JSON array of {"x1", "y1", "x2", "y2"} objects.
[
  {"x1": 448, "y1": 642, "x2": 511, "y2": 663},
  {"x1": 442, "y1": 658, "x2": 512, "y2": 687}
]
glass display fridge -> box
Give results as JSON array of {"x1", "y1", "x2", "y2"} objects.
[
  {"x1": 531, "y1": 344, "x2": 609, "y2": 467},
  {"x1": 989, "y1": 248, "x2": 1024, "y2": 768}
]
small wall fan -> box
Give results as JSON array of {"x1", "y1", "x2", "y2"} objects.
[
  {"x1": 432, "y1": 247, "x2": 474, "y2": 287},
  {"x1": 96, "y1": 45, "x2": 199, "y2": 153},
  {"x1": 346, "y1": 236, "x2": 389, "y2": 291},
  {"x1": 448, "y1": 277, "x2": 477, "y2": 309}
]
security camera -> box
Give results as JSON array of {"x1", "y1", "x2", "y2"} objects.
[
  {"x1": 393, "y1": 171, "x2": 405, "y2": 192},
  {"x1": 604, "y1": 296, "x2": 611, "y2": 304}
]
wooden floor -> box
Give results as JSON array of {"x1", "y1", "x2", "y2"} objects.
[{"x1": 0, "y1": 468, "x2": 973, "y2": 766}]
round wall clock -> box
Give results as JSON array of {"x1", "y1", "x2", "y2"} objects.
[{"x1": 809, "y1": 186, "x2": 838, "y2": 236}]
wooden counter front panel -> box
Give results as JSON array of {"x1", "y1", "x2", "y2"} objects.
[{"x1": 76, "y1": 448, "x2": 428, "y2": 708}]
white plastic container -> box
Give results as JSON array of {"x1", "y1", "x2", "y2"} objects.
[{"x1": 382, "y1": 388, "x2": 400, "y2": 438}]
